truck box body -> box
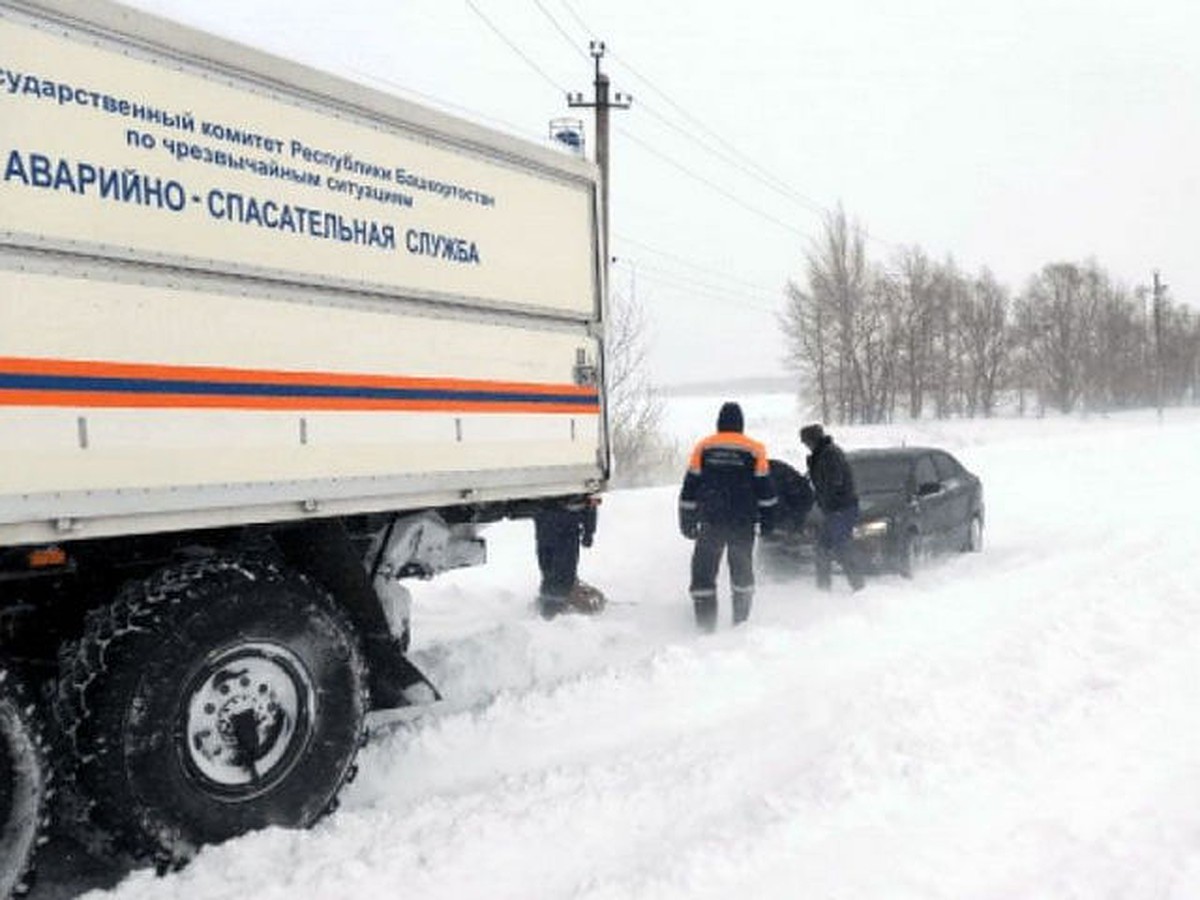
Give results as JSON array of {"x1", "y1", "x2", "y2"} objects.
[{"x1": 0, "y1": 0, "x2": 607, "y2": 545}]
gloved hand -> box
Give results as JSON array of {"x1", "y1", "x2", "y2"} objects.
[
  {"x1": 679, "y1": 506, "x2": 699, "y2": 541},
  {"x1": 580, "y1": 532, "x2": 593, "y2": 548}
]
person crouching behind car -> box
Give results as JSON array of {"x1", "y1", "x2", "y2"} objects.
[
  {"x1": 800, "y1": 423, "x2": 865, "y2": 592},
  {"x1": 679, "y1": 401, "x2": 778, "y2": 630}
]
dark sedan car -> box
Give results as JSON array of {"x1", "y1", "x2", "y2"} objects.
[{"x1": 760, "y1": 447, "x2": 984, "y2": 578}]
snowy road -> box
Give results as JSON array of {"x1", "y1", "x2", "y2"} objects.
[{"x1": 50, "y1": 404, "x2": 1200, "y2": 899}]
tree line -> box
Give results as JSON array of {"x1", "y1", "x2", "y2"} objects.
[{"x1": 781, "y1": 208, "x2": 1200, "y2": 423}]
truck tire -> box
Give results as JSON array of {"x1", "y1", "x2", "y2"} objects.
[
  {"x1": 54, "y1": 555, "x2": 367, "y2": 866},
  {"x1": 0, "y1": 669, "x2": 51, "y2": 898}
]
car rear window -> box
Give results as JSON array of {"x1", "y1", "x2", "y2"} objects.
[
  {"x1": 932, "y1": 452, "x2": 963, "y2": 480},
  {"x1": 850, "y1": 458, "x2": 912, "y2": 493}
]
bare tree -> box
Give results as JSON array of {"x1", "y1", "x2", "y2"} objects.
[
  {"x1": 892, "y1": 247, "x2": 938, "y2": 419},
  {"x1": 1159, "y1": 301, "x2": 1200, "y2": 405},
  {"x1": 781, "y1": 277, "x2": 831, "y2": 422},
  {"x1": 961, "y1": 268, "x2": 1009, "y2": 417},
  {"x1": 857, "y1": 264, "x2": 899, "y2": 423},
  {"x1": 782, "y1": 229, "x2": 1194, "y2": 420},
  {"x1": 605, "y1": 286, "x2": 674, "y2": 486},
  {"x1": 1018, "y1": 263, "x2": 1091, "y2": 412},
  {"x1": 1071, "y1": 264, "x2": 1146, "y2": 412},
  {"x1": 781, "y1": 206, "x2": 882, "y2": 423},
  {"x1": 928, "y1": 259, "x2": 968, "y2": 419}
]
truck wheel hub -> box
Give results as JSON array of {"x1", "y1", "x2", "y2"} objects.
[{"x1": 182, "y1": 643, "x2": 314, "y2": 794}]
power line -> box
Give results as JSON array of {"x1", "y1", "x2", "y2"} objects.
[
  {"x1": 557, "y1": 1, "x2": 823, "y2": 212},
  {"x1": 464, "y1": 7, "x2": 808, "y2": 252},
  {"x1": 626, "y1": 260, "x2": 780, "y2": 306},
  {"x1": 613, "y1": 234, "x2": 782, "y2": 295},
  {"x1": 618, "y1": 68, "x2": 901, "y2": 253},
  {"x1": 625, "y1": 267, "x2": 780, "y2": 315},
  {"x1": 349, "y1": 62, "x2": 787, "y2": 299},
  {"x1": 612, "y1": 52, "x2": 827, "y2": 213},
  {"x1": 555, "y1": 0, "x2": 595, "y2": 42},
  {"x1": 461, "y1": 4, "x2": 896, "y2": 279},
  {"x1": 617, "y1": 127, "x2": 809, "y2": 239},
  {"x1": 351, "y1": 68, "x2": 786, "y2": 310},
  {"x1": 348, "y1": 68, "x2": 545, "y2": 142},
  {"x1": 619, "y1": 258, "x2": 778, "y2": 300},
  {"x1": 353, "y1": 19, "x2": 791, "y2": 309},
  {"x1": 531, "y1": 0, "x2": 590, "y2": 62},
  {"x1": 556, "y1": 0, "x2": 903, "y2": 253},
  {"x1": 464, "y1": 0, "x2": 566, "y2": 93},
  {"x1": 629, "y1": 96, "x2": 828, "y2": 225}
]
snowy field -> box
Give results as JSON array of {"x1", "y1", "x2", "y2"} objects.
[{"x1": 44, "y1": 397, "x2": 1200, "y2": 899}]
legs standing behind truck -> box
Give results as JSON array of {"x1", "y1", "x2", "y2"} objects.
[{"x1": 534, "y1": 497, "x2": 604, "y2": 618}]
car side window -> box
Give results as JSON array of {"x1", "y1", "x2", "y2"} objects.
[
  {"x1": 932, "y1": 452, "x2": 962, "y2": 481},
  {"x1": 914, "y1": 455, "x2": 938, "y2": 489}
]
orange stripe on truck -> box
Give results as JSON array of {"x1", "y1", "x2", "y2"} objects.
[{"x1": 0, "y1": 357, "x2": 600, "y2": 414}]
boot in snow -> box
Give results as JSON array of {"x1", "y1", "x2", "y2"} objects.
[
  {"x1": 537, "y1": 592, "x2": 567, "y2": 620},
  {"x1": 564, "y1": 580, "x2": 606, "y2": 614},
  {"x1": 692, "y1": 589, "x2": 717, "y2": 632},
  {"x1": 732, "y1": 587, "x2": 753, "y2": 625}
]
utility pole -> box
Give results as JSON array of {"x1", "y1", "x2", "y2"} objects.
[
  {"x1": 1153, "y1": 270, "x2": 1166, "y2": 422},
  {"x1": 568, "y1": 42, "x2": 630, "y2": 287}
]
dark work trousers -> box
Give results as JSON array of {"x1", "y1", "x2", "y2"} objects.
[
  {"x1": 535, "y1": 513, "x2": 581, "y2": 599},
  {"x1": 816, "y1": 503, "x2": 864, "y2": 591},
  {"x1": 689, "y1": 521, "x2": 756, "y2": 630}
]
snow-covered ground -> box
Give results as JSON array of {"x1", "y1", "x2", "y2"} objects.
[{"x1": 60, "y1": 399, "x2": 1200, "y2": 899}]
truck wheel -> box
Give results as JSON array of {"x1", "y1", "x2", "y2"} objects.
[
  {"x1": 54, "y1": 555, "x2": 367, "y2": 866},
  {"x1": 0, "y1": 669, "x2": 51, "y2": 898}
]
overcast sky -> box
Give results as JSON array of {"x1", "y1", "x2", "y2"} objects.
[{"x1": 122, "y1": 0, "x2": 1199, "y2": 386}]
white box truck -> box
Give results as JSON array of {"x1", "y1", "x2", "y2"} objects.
[{"x1": 0, "y1": 0, "x2": 608, "y2": 884}]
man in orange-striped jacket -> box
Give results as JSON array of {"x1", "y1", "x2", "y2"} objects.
[{"x1": 678, "y1": 401, "x2": 778, "y2": 630}]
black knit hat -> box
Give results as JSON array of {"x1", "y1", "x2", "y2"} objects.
[
  {"x1": 716, "y1": 401, "x2": 744, "y2": 433},
  {"x1": 799, "y1": 423, "x2": 825, "y2": 447}
]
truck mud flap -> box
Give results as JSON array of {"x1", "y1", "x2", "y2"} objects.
[
  {"x1": 392, "y1": 655, "x2": 442, "y2": 705},
  {"x1": 363, "y1": 634, "x2": 442, "y2": 710}
]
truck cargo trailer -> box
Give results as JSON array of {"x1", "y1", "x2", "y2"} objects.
[{"x1": 0, "y1": 0, "x2": 608, "y2": 883}]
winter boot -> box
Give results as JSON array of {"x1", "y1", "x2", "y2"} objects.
[
  {"x1": 565, "y1": 580, "x2": 606, "y2": 614},
  {"x1": 537, "y1": 592, "x2": 567, "y2": 620},
  {"x1": 732, "y1": 587, "x2": 753, "y2": 625},
  {"x1": 692, "y1": 589, "x2": 717, "y2": 632}
]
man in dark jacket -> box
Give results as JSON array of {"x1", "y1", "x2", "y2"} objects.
[
  {"x1": 534, "y1": 496, "x2": 602, "y2": 618},
  {"x1": 800, "y1": 423, "x2": 864, "y2": 591},
  {"x1": 679, "y1": 402, "x2": 778, "y2": 629}
]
